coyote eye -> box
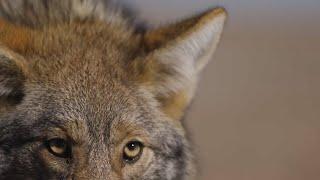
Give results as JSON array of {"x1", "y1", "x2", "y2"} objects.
[
  {"x1": 123, "y1": 141, "x2": 144, "y2": 163},
  {"x1": 46, "y1": 138, "x2": 72, "y2": 158}
]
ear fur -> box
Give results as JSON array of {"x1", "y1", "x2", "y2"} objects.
[
  {"x1": 140, "y1": 8, "x2": 227, "y2": 120},
  {"x1": 0, "y1": 46, "x2": 27, "y2": 108}
]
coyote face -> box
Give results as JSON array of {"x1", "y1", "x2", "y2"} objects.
[{"x1": 0, "y1": 0, "x2": 226, "y2": 179}]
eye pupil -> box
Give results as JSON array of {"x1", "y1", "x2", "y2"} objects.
[
  {"x1": 128, "y1": 142, "x2": 137, "y2": 150},
  {"x1": 123, "y1": 141, "x2": 143, "y2": 163},
  {"x1": 50, "y1": 139, "x2": 65, "y2": 148},
  {"x1": 46, "y1": 138, "x2": 71, "y2": 158}
]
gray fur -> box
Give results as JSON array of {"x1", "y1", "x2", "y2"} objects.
[
  {"x1": 0, "y1": 0, "x2": 226, "y2": 179},
  {"x1": 0, "y1": 0, "x2": 127, "y2": 27}
]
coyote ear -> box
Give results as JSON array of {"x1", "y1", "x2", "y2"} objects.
[
  {"x1": 139, "y1": 8, "x2": 227, "y2": 120},
  {"x1": 0, "y1": 48, "x2": 27, "y2": 106}
]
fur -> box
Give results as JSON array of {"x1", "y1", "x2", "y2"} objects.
[{"x1": 0, "y1": 0, "x2": 226, "y2": 179}]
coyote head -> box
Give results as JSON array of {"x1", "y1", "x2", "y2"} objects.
[{"x1": 0, "y1": 0, "x2": 226, "y2": 179}]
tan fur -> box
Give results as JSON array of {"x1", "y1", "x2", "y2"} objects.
[
  {"x1": 137, "y1": 8, "x2": 227, "y2": 120},
  {"x1": 160, "y1": 91, "x2": 189, "y2": 120},
  {"x1": 0, "y1": 1, "x2": 226, "y2": 179}
]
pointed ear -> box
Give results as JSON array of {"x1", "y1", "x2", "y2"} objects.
[
  {"x1": 138, "y1": 8, "x2": 227, "y2": 120},
  {"x1": 143, "y1": 7, "x2": 227, "y2": 72},
  {"x1": 0, "y1": 47, "x2": 27, "y2": 108}
]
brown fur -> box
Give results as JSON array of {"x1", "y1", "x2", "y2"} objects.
[
  {"x1": 0, "y1": 19, "x2": 32, "y2": 53},
  {"x1": 0, "y1": 1, "x2": 226, "y2": 179}
]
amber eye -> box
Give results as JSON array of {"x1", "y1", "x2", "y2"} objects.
[
  {"x1": 46, "y1": 138, "x2": 71, "y2": 158},
  {"x1": 123, "y1": 141, "x2": 143, "y2": 163}
]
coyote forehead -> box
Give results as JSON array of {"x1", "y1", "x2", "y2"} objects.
[{"x1": 0, "y1": 0, "x2": 226, "y2": 179}]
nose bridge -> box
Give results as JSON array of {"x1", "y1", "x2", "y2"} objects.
[
  {"x1": 74, "y1": 144, "x2": 116, "y2": 180},
  {"x1": 91, "y1": 150, "x2": 110, "y2": 176}
]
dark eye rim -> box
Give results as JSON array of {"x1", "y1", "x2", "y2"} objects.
[
  {"x1": 123, "y1": 140, "x2": 144, "y2": 164},
  {"x1": 45, "y1": 138, "x2": 72, "y2": 159}
]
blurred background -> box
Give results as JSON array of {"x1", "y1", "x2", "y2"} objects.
[{"x1": 121, "y1": 0, "x2": 320, "y2": 179}]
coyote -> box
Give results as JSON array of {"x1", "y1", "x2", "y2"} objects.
[{"x1": 0, "y1": 0, "x2": 226, "y2": 179}]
